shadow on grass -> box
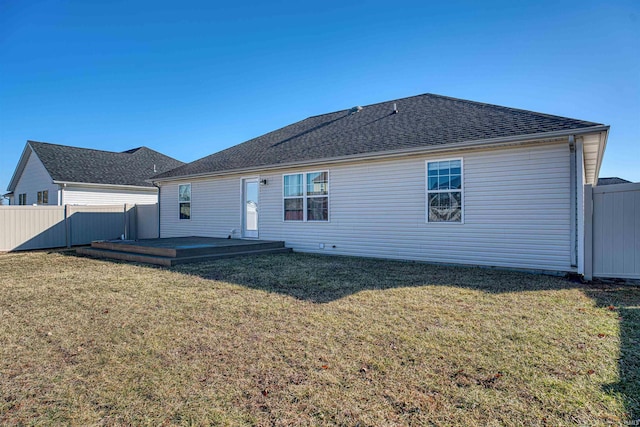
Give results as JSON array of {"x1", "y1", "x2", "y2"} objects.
[
  {"x1": 169, "y1": 252, "x2": 583, "y2": 301},
  {"x1": 583, "y1": 285, "x2": 640, "y2": 422},
  {"x1": 72, "y1": 250, "x2": 640, "y2": 420}
]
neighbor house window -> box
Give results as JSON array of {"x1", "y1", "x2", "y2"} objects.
[
  {"x1": 283, "y1": 171, "x2": 329, "y2": 221},
  {"x1": 18, "y1": 193, "x2": 27, "y2": 205},
  {"x1": 37, "y1": 190, "x2": 48, "y2": 205},
  {"x1": 427, "y1": 159, "x2": 463, "y2": 223},
  {"x1": 179, "y1": 184, "x2": 191, "y2": 220}
]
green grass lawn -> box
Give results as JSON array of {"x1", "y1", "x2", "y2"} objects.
[{"x1": 0, "y1": 250, "x2": 638, "y2": 426}]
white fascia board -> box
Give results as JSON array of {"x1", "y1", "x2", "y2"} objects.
[
  {"x1": 52, "y1": 181, "x2": 158, "y2": 192},
  {"x1": 151, "y1": 125, "x2": 611, "y2": 184},
  {"x1": 580, "y1": 126, "x2": 610, "y2": 185},
  {"x1": 594, "y1": 128, "x2": 609, "y2": 183},
  {"x1": 7, "y1": 143, "x2": 35, "y2": 192}
]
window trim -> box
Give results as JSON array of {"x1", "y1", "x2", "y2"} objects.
[
  {"x1": 283, "y1": 173, "x2": 304, "y2": 222},
  {"x1": 425, "y1": 158, "x2": 464, "y2": 224},
  {"x1": 37, "y1": 190, "x2": 48, "y2": 205},
  {"x1": 178, "y1": 183, "x2": 192, "y2": 220},
  {"x1": 282, "y1": 170, "x2": 330, "y2": 222}
]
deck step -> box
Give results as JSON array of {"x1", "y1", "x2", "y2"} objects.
[
  {"x1": 171, "y1": 247, "x2": 292, "y2": 265},
  {"x1": 91, "y1": 239, "x2": 286, "y2": 257},
  {"x1": 77, "y1": 246, "x2": 292, "y2": 266},
  {"x1": 77, "y1": 247, "x2": 174, "y2": 266}
]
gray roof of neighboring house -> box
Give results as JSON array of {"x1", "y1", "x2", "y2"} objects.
[
  {"x1": 597, "y1": 177, "x2": 631, "y2": 186},
  {"x1": 154, "y1": 93, "x2": 603, "y2": 180},
  {"x1": 26, "y1": 141, "x2": 184, "y2": 188}
]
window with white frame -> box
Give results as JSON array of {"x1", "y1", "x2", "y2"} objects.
[
  {"x1": 179, "y1": 184, "x2": 191, "y2": 220},
  {"x1": 427, "y1": 159, "x2": 463, "y2": 223},
  {"x1": 283, "y1": 171, "x2": 329, "y2": 221}
]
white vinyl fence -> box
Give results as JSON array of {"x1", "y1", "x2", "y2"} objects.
[
  {"x1": 585, "y1": 183, "x2": 640, "y2": 280},
  {"x1": 0, "y1": 204, "x2": 159, "y2": 252}
]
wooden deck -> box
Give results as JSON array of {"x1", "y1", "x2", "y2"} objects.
[{"x1": 76, "y1": 237, "x2": 291, "y2": 266}]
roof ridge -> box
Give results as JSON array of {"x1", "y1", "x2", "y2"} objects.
[
  {"x1": 121, "y1": 147, "x2": 144, "y2": 154},
  {"x1": 305, "y1": 92, "x2": 431, "y2": 119},
  {"x1": 422, "y1": 93, "x2": 602, "y2": 125},
  {"x1": 28, "y1": 140, "x2": 135, "y2": 156},
  {"x1": 303, "y1": 93, "x2": 601, "y2": 125}
]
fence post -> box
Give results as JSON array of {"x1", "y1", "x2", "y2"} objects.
[
  {"x1": 65, "y1": 205, "x2": 70, "y2": 248},
  {"x1": 584, "y1": 184, "x2": 593, "y2": 281},
  {"x1": 131, "y1": 204, "x2": 138, "y2": 241},
  {"x1": 123, "y1": 204, "x2": 128, "y2": 240}
]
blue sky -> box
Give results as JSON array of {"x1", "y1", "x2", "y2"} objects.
[{"x1": 1, "y1": 0, "x2": 638, "y2": 197}]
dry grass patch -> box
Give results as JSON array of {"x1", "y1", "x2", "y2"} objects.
[{"x1": 0, "y1": 250, "x2": 638, "y2": 425}]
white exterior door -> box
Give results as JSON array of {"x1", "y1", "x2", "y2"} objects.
[{"x1": 243, "y1": 178, "x2": 259, "y2": 238}]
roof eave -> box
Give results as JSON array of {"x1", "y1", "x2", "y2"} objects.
[
  {"x1": 594, "y1": 127, "x2": 609, "y2": 184},
  {"x1": 152, "y1": 125, "x2": 610, "y2": 183},
  {"x1": 53, "y1": 181, "x2": 158, "y2": 191}
]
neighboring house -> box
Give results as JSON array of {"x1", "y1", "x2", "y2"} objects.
[
  {"x1": 597, "y1": 177, "x2": 631, "y2": 185},
  {"x1": 151, "y1": 93, "x2": 609, "y2": 275},
  {"x1": 5, "y1": 141, "x2": 184, "y2": 206}
]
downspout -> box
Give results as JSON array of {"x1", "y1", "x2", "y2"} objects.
[
  {"x1": 576, "y1": 138, "x2": 585, "y2": 274},
  {"x1": 569, "y1": 136, "x2": 577, "y2": 268}
]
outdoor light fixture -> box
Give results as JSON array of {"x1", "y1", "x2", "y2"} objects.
[{"x1": 260, "y1": 179, "x2": 267, "y2": 186}]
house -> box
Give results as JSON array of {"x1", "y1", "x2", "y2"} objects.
[
  {"x1": 5, "y1": 141, "x2": 184, "y2": 206},
  {"x1": 597, "y1": 177, "x2": 631, "y2": 186},
  {"x1": 151, "y1": 93, "x2": 609, "y2": 275}
]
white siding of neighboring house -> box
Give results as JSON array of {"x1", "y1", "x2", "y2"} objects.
[
  {"x1": 12, "y1": 151, "x2": 59, "y2": 205},
  {"x1": 62, "y1": 186, "x2": 158, "y2": 206},
  {"x1": 160, "y1": 141, "x2": 574, "y2": 272}
]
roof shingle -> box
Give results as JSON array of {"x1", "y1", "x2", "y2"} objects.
[
  {"x1": 154, "y1": 93, "x2": 602, "y2": 179},
  {"x1": 29, "y1": 141, "x2": 184, "y2": 187},
  {"x1": 597, "y1": 177, "x2": 631, "y2": 185}
]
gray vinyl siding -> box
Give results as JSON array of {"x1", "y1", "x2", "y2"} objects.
[
  {"x1": 160, "y1": 142, "x2": 572, "y2": 272},
  {"x1": 12, "y1": 151, "x2": 59, "y2": 205},
  {"x1": 160, "y1": 176, "x2": 241, "y2": 238}
]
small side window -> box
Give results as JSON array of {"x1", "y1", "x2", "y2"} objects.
[
  {"x1": 37, "y1": 190, "x2": 48, "y2": 205},
  {"x1": 179, "y1": 184, "x2": 191, "y2": 220}
]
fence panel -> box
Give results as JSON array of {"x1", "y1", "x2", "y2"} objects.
[
  {"x1": 136, "y1": 204, "x2": 159, "y2": 239},
  {"x1": 588, "y1": 182, "x2": 640, "y2": 280},
  {"x1": 0, "y1": 204, "x2": 159, "y2": 252},
  {"x1": 67, "y1": 205, "x2": 127, "y2": 246},
  {"x1": 0, "y1": 206, "x2": 66, "y2": 251}
]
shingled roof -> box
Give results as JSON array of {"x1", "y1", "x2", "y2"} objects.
[
  {"x1": 597, "y1": 177, "x2": 631, "y2": 186},
  {"x1": 25, "y1": 141, "x2": 184, "y2": 188},
  {"x1": 154, "y1": 93, "x2": 603, "y2": 180}
]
